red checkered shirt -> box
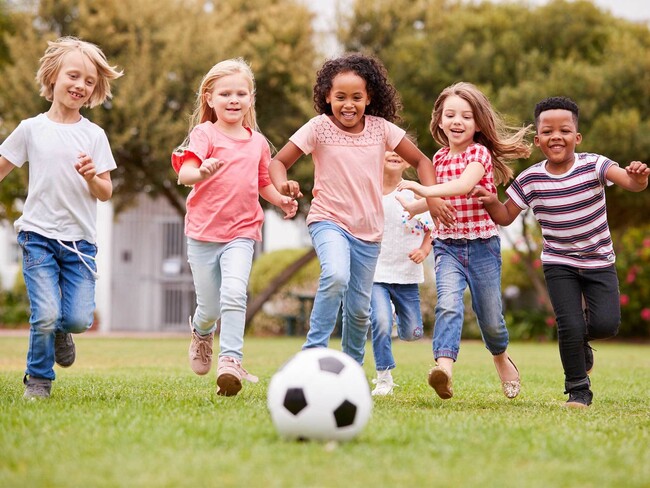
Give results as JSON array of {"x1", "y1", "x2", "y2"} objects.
[{"x1": 433, "y1": 143, "x2": 499, "y2": 240}]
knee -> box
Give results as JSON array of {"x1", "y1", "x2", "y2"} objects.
[
  {"x1": 372, "y1": 318, "x2": 392, "y2": 338},
  {"x1": 400, "y1": 326, "x2": 423, "y2": 341},
  {"x1": 62, "y1": 311, "x2": 94, "y2": 334},
  {"x1": 589, "y1": 315, "x2": 620, "y2": 339}
]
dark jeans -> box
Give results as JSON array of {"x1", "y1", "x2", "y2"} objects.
[{"x1": 543, "y1": 264, "x2": 620, "y2": 393}]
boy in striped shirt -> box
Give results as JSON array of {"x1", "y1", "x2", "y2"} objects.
[{"x1": 473, "y1": 96, "x2": 648, "y2": 408}]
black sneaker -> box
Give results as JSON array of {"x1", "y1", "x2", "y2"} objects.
[
  {"x1": 55, "y1": 331, "x2": 76, "y2": 367},
  {"x1": 584, "y1": 342, "x2": 594, "y2": 375},
  {"x1": 23, "y1": 375, "x2": 52, "y2": 399},
  {"x1": 564, "y1": 389, "x2": 593, "y2": 408}
]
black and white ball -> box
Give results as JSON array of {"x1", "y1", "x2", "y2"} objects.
[{"x1": 267, "y1": 348, "x2": 372, "y2": 442}]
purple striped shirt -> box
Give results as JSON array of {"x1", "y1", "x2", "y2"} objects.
[{"x1": 506, "y1": 153, "x2": 617, "y2": 268}]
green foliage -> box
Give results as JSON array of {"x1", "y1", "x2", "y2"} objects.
[
  {"x1": 615, "y1": 225, "x2": 650, "y2": 337},
  {"x1": 1, "y1": 337, "x2": 649, "y2": 487},
  {"x1": 0, "y1": 268, "x2": 28, "y2": 327},
  {"x1": 249, "y1": 248, "x2": 320, "y2": 296}
]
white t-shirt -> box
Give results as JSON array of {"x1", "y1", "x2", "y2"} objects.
[
  {"x1": 0, "y1": 113, "x2": 117, "y2": 243},
  {"x1": 373, "y1": 188, "x2": 430, "y2": 284}
]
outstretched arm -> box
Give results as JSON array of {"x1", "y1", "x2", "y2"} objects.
[
  {"x1": 606, "y1": 161, "x2": 649, "y2": 192},
  {"x1": 398, "y1": 161, "x2": 485, "y2": 198},
  {"x1": 470, "y1": 186, "x2": 522, "y2": 226},
  {"x1": 259, "y1": 184, "x2": 298, "y2": 219},
  {"x1": 269, "y1": 142, "x2": 304, "y2": 199}
]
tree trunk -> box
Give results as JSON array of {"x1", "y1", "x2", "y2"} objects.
[{"x1": 245, "y1": 247, "x2": 318, "y2": 325}]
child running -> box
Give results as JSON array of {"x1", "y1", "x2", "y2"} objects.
[
  {"x1": 472, "y1": 96, "x2": 649, "y2": 408},
  {"x1": 269, "y1": 52, "x2": 450, "y2": 365},
  {"x1": 0, "y1": 37, "x2": 123, "y2": 399},
  {"x1": 370, "y1": 149, "x2": 432, "y2": 396},
  {"x1": 172, "y1": 58, "x2": 297, "y2": 396},
  {"x1": 398, "y1": 81, "x2": 531, "y2": 399}
]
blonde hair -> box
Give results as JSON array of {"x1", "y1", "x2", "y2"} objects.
[
  {"x1": 36, "y1": 36, "x2": 123, "y2": 108},
  {"x1": 430, "y1": 82, "x2": 532, "y2": 185},
  {"x1": 186, "y1": 58, "x2": 258, "y2": 135}
]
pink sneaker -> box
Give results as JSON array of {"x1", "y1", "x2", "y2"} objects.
[
  {"x1": 216, "y1": 356, "x2": 258, "y2": 396},
  {"x1": 188, "y1": 317, "x2": 214, "y2": 376}
]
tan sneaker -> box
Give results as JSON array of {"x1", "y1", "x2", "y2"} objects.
[
  {"x1": 216, "y1": 356, "x2": 259, "y2": 396},
  {"x1": 428, "y1": 365, "x2": 453, "y2": 399},
  {"x1": 188, "y1": 318, "x2": 214, "y2": 375}
]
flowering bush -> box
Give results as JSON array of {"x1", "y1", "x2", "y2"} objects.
[{"x1": 615, "y1": 225, "x2": 650, "y2": 338}]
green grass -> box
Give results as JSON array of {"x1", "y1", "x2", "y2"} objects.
[{"x1": 1, "y1": 335, "x2": 649, "y2": 488}]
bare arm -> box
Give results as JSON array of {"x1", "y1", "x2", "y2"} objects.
[
  {"x1": 398, "y1": 161, "x2": 485, "y2": 198},
  {"x1": 269, "y1": 141, "x2": 304, "y2": 199},
  {"x1": 75, "y1": 153, "x2": 113, "y2": 201},
  {"x1": 471, "y1": 186, "x2": 522, "y2": 226},
  {"x1": 606, "y1": 161, "x2": 649, "y2": 192},
  {"x1": 259, "y1": 183, "x2": 298, "y2": 219},
  {"x1": 408, "y1": 228, "x2": 433, "y2": 264},
  {"x1": 177, "y1": 154, "x2": 224, "y2": 186},
  {"x1": 0, "y1": 156, "x2": 15, "y2": 183}
]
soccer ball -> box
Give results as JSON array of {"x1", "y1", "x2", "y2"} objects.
[{"x1": 267, "y1": 348, "x2": 372, "y2": 442}]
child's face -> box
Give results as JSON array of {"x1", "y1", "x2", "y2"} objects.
[
  {"x1": 534, "y1": 109, "x2": 582, "y2": 172},
  {"x1": 51, "y1": 50, "x2": 98, "y2": 111},
  {"x1": 325, "y1": 71, "x2": 370, "y2": 134},
  {"x1": 205, "y1": 73, "x2": 253, "y2": 128},
  {"x1": 438, "y1": 95, "x2": 478, "y2": 152},
  {"x1": 384, "y1": 151, "x2": 408, "y2": 175}
]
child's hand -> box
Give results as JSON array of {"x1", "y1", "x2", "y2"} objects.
[
  {"x1": 75, "y1": 153, "x2": 97, "y2": 180},
  {"x1": 408, "y1": 248, "x2": 428, "y2": 264},
  {"x1": 426, "y1": 198, "x2": 456, "y2": 228},
  {"x1": 199, "y1": 158, "x2": 224, "y2": 179},
  {"x1": 279, "y1": 195, "x2": 298, "y2": 219},
  {"x1": 397, "y1": 179, "x2": 425, "y2": 196},
  {"x1": 469, "y1": 186, "x2": 499, "y2": 206},
  {"x1": 625, "y1": 161, "x2": 650, "y2": 182},
  {"x1": 281, "y1": 180, "x2": 303, "y2": 199}
]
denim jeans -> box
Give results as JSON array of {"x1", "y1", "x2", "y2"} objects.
[
  {"x1": 17, "y1": 231, "x2": 97, "y2": 380},
  {"x1": 543, "y1": 264, "x2": 620, "y2": 393},
  {"x1": 186, "y1": 237, "x2": 254, "y2": 360},
  {"x1": 306, "y1": 221, "x2": 381, "y2": 364},
  {"x1": 432, "y1": 237, "x2": 509, "y2": 361},
  {"x1": 370, "y1": 282, "x2": 424, "y2": 370}
]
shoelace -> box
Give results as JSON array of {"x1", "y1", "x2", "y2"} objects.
[
  {"x1": 192, "y1": 333, "x2": 212, "y2": 364},
  {"x1": 57, "y1": 239, "x2": 99, "y2": 280}
]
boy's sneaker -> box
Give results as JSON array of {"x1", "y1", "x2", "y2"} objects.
[
  {"x1": 428, "y1": 365, "x2": 453, "y2": 399},
  {"x1": 23, "y1": 375, "x2": 52, "y2": 400},
  {"x1": 188, "y1": 317, "x2": 214, "y2": 375},
  {"x1": 216, "y1": 356, "x2": 259, "y2": 397},
  {"x1": 564, "y1": 389, "x2": 593, "y2": 408},
  {"x1": 54, "y1": 331, "x2": 76, "y2": 367},
  {"x1": 371, "y1": 370, "x2": 396, "y2": 396},
  {"x1": 585, "y1": 342, "x2": 594, "y2": 375}
]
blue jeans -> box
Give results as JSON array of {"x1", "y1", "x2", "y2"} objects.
[
  {"x1": 186, "y1": 237, "x2": 254, "y2": 360},
  {"x1": 370, "y1": 283, "x2": 424, "y2": 370},
  {"x1": 432, "y1": 237, "x2": 509, "y2": 361},
  {"x1": 17, "y1": 231, "x2": 97, "y2": 380},
  {"x1": 543, "y1": 264, "x2": 620, "y2": 393},
  {"x1": 306, "y1": 221, "x2": 381, "y2": 364}
]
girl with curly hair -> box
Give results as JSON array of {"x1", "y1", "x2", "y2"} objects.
[{"x1": 269, "y1": 53, "x2": 451, "y2": 364}]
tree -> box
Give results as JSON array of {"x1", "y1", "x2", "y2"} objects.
[{"x1": 0, "y1": 0, "x2": 318, "y2": 217}]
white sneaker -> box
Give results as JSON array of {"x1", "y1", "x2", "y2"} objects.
[{"x1": 371, "y1": 370, "x2": 396, "y2": 396}]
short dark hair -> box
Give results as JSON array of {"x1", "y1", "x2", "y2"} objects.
[{"x1": 534, "y1": 96, "x2": 579, "y2": 129}]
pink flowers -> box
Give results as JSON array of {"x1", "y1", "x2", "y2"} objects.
[
  {"x1": 620, "y1": 294, "x2": 629, "y2": 306},
  {"x1": 641, "y1": 308, "x2": 650, "y2": 322}
]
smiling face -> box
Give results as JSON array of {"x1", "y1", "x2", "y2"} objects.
[
  {"x1": 205, "y1": 72, "x2": 253, "y2": 131},
  {"x1": 325, "y1": 71, "x2": 370, "y2": 133},
  {"x1": 438, "y1": 95, "x2": 478, "y2": 153},
  {"x1": 50, "y1": 50, "x2": 98, "y2": 114},
  {"x1": 534, "y1": 109, "x2": 582, "y2": 174}
]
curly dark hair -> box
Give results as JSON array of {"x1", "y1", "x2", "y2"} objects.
[
  {"x1": 313, "y1": 52, "x2": 402, "y2": 123},
  {"x1": 534, "y1": 96, "x2": 579, "y2": 129}
]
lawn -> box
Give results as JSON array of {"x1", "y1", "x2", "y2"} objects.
[{"x1": 0, "y1": 334, "x2": 648, "y2": 488}]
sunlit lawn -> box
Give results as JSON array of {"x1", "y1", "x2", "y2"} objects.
[{"x1": 0, "y1": 333, "x2": 648, "y2": 488}]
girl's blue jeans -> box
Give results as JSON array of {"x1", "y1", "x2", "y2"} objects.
[
  {"x1": 306, "y1": 221, "x2": 381, "y2": 365},
  {"x1": 186, "y1": 237, "x2": 254, "y2": 360},
  {"x1": 433, "y1": 236, "x2": 509, "y2": 361},
  {"x1": 17, "y1": 231, "x2": 97, "y2": 380},
  {"x1": 543, "y1": 264, "x2": 620, "y2": 393},
  {"x1": 370, "y1": 282, "x2": 424, "y2": 370}
]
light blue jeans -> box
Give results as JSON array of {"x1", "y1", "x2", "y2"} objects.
[
  {"x1": 186, "y1": 237, "x2": 254, "y2": 360},
  {"x1": 306, "y1": 221, "x2": 381, "y2": 364},
  {"x1": 17, "y1": 231, "x2": 97, "y2": 380},
  {"x1": 370, "y1": 282, "x2": 424, "y2": 370},
  {"x1": 433, "y1": 236, "x2": 509, "y2": 361}
]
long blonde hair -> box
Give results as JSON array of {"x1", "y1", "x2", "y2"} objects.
[
  {"x1": 37, "y1": 37, "x2": 123, "y2": 108},
  {"x1": 185, "y1": 58, "x2": 258, "y2": 137},
  {"x1": 430, "y1": 82, "x2": 531, "y2": 185}
]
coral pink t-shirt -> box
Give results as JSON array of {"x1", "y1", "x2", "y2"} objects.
[
  {"x1": 171, "y1": 122, "x2": 271, "y2": 242},
  {"x1": 290, "y1": 115, "x2": 405, "y2": 242}
]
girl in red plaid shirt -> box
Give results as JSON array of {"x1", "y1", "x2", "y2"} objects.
[{"x1": 398, "y1": 82, "x2": 531, "y2": 400}]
